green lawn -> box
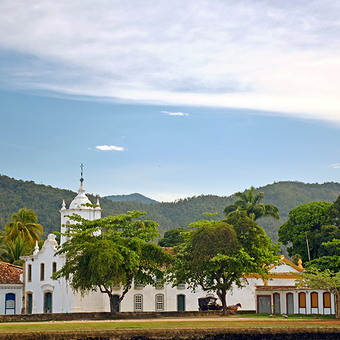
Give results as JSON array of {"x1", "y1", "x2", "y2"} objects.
[
  {"x1": 237, "y1": 313, "x2": 335, "y2": 319},
  {"x1": 1, "y1": 315, "x2": 339, "y2": 333}
]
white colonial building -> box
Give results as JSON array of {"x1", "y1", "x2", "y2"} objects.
[
  {"x1": 17, "y1": 177, "x2": 336, "y2": 315},
  {"x1": 0, "y1": 261, "x2": 23, "y2": 315}
]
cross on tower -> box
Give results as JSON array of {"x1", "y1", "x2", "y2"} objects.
[{"x1": 80, "y1": 163, "x2": 84, "y2": 183}]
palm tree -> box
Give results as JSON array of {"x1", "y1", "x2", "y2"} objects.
[
  {"x1": 223, "y1": 186, "x2": 279, "y2": 221},
  {"x1": 4, "y1": 208, "x2": 43, "y2": 247},
  {"x1": 0, "y1": 235, "x2": 32, "y2": 266}
]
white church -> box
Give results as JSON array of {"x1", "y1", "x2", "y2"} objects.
[{"x1": 1, "y1": 177, "x2": 335, "y2": 315}]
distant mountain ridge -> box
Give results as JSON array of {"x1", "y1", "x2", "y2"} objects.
[
  {"x1": 0, "y1": 174, "x2": 339, "y2": 242},
  {"x1": 105, "y1": 193, "x2": 159, "y2": 204}
]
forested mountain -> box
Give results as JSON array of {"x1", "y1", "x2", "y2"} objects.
[
  {"x1": 105, "y1": 193, "x2": 158, "y2": 204},
  {"x1": 0, "y1": 174, "x2": 340, "y2": 242}
]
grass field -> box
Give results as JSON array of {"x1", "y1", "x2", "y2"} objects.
[{"x1": 1, "y1": 315, "x2": 340, "y2": 333}]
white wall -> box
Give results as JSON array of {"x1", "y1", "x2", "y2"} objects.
[{"x1": 0, "y1": 284, "x2": 23, "y2": 315}]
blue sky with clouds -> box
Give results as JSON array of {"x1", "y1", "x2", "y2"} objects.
[{"x1": 1, "y1": 1, "x2": 340, "y2": 202}]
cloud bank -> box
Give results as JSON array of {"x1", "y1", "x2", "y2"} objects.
[
  {"x1": 96, "y1": 145, "x2": 124, "y2": 151},
  {"x1": 0, "y1": 1, "x2": 340, "y2": 121}
]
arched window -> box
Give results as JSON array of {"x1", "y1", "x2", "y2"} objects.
[
  {"x1": 298, "y1": 292, "x2": 306, "y2": 308},
  {"x1": 134, "y1": 294, "x2": 143, "y2": 311},
  {"x1": 40, "y1": 263, "x2": 45, "y2": 281},
  {"x1": 28, "y1": 264, "x2": 32, "y2": 282},
  {"x1": 155, "y1": 294, "x2": 164, "y2": 311},
  {"x1": 311, "y1": 292, "x2": 318, "y2": 308},
  {"x1": 156, "y1": 276, "x2": 164, "y2": 289},
  {"x1": 5, "y1": 293, "x2": 15, "y2": 314},
  {"x1": 323, "y1": 292, "x2": 331, "y2": 308}
]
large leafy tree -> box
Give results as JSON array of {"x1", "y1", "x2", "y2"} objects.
[
  {"x1": 278, "y1": 202, "x2": 333, "y2": 262},
  {"x1": 170, "y1": 212, "x2": 279, "y2": 315},
  {"x1": 223, "y1": 186, "x2": 279, "y2": 221},
  {"x1": 4, "y1": 208, "x2": 43, "y2": 247},
  {"x1": 53, "y1": 210, "x2": 172, "y2": 314},
  {"x1": 158, "y1": 227, "x2": 186, "y2": 247},
  {"x1": 329, "y1": 195, "x2": 340, "y2": 228}
]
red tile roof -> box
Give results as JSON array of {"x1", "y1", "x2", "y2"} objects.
[
  {"x1": 256, "y1": 285, "x2": 309, "y2": 291},
  {"x1": 0, "y1": 261, "x2": 23, "y2": 284}
]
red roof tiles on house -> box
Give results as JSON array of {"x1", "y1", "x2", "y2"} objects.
[{"x1": 0, "y1": 261, "x2": 23, "y2": 284}]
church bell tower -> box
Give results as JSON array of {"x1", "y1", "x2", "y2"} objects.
[{"x1": 59, "y1": 164, "x2": 101, "y2": 245}]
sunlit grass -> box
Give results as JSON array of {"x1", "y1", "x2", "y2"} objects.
[
  {"x1": 236, "y1": 313, "x2": 335, "y2": 320},
  {"x1": 1, "y1": 315, "x2": 340, "y2": 333}
]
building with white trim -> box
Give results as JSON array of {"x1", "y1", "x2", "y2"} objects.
[{"x1": 0, "y1": 261, "x2": 23, "y2": 315}]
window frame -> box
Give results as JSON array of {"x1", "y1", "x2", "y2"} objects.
[
  {"x1": 28, "y1": 264, "x2": 32, "y2": 282},
  {"x1": 40, "y1": 263, "x2": 45, "y2": 281},
  {"x1": 134, "y1": 294, "x2": 143, "y2": 312},
  {"x1": 298, "y1": 292, "x2": 306, "y2": 308},
  {"x1": 311, "y1": 292, "x2": 318, "y2": 308},
  {"x1": 155, "y1": 293, "x2": 164, "y2": 311}
]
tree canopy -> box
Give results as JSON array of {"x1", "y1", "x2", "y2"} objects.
[
  {"x1": 278, "y1": 202, "x2": 335, "y2": 262},
  {"x1": 158, "y1": 227, "x2": 186, "y2": 247},
  {"x1": 223, "y1": 186, "x2": 279, "y2": 221},
  {"x1": 169, "y1": 212, "x2": 279, "y2": 315},
  {"x1": 53, "y1": 210, "x2": 172, "y2": 313},
  {"x1": 0, "y1": 208, "x2": 43, "y2": 265},
  {"x1": 4, "y1": 208, "x2": 43, "y2": 246},
  {"x1": 0, "y1": 235, "x2": 31, "y2": 266}
]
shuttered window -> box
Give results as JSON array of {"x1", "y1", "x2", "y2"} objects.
[
  {"x1": 311, "y1": 292, "x2": 318, "y2": 308},
  {"x1": 298, "y1": 292, "x2": 306, "y2": 308},
  {"x1": 323, "y1": 292, "x2": 331, "y2": 308},
  {"x1": 155, "y1": 294, "x2": 164, "y2": 311},
  {"x1": 134, "y1": 294, "x2": 143, "y2": 311}
]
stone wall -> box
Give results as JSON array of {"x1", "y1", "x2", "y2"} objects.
[{"x1": 1, "y1": 328, "x2": 340, "y2": 340}]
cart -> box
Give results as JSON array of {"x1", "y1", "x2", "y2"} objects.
[{"x1": 198, "y1": 296, "x2": 222, "y2": 311}]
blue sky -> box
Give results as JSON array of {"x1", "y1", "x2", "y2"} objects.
[{"x1": 1, "y1": 1, "x2": 340, "y2": 202}]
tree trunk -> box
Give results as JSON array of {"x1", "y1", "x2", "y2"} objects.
[
  {"x1": 22, "y1": 261, "x2": 26, "y2": 314},
  {"x1": 100, "y1": 283, "x2": 131, "y2": 315},
  {"x1": 335, "y1": 292, "x2": 340, "y2": 319},
  {"x1": 216, "y1": 289, "x2": 227, "y2": 316}
]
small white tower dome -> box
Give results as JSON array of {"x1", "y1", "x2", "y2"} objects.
[{"x1": 69, "y1": 180, "x2": 92, "y2": 210}]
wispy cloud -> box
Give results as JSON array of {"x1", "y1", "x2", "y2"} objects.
[
  {"x1": 0, "y1": 1, "x2": 340, "y2": 121},
  {"x1": 331, "y1": 163, "x2": 340, "y2": 169},
  {"x1": 96, "y1": 145, "x2": 124, "y2": 151},
  {"x1": 162, "y1": 111, "x2": 189, "y2": 116}
]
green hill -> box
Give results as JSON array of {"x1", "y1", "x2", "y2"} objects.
[
  {"x1": 105, "y1": 193, "x2": 158, "y2": 204},
  {"x1": 0, "y1": 174, "x2": 339, "y2": 242}
]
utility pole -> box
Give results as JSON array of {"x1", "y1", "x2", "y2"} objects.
[{"x1": 306, "y1": 232, "x2": 311, "y2": 261}]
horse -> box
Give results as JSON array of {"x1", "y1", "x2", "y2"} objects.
[{"x1": 227, "y1": 303, "x2": 242, "y2": 310}]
